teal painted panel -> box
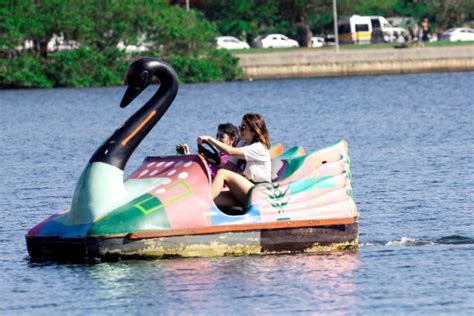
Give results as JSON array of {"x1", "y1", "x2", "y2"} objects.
[
  {"x1": 288, "y1": 176, "x2": 335, "y2": 194},
  {"x1": 88, "y1": 193, "x2": 170, "y2": 236}
]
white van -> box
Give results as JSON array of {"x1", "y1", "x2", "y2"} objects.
[
  {"x1": 338, "y1": 15, "x2": 408, "y2": 44},
  {"x1": 338, "y1": 15, "x2": 372, "y2": 44},
  {"x1": 368, "y1": 16, "x2": 408, "y2": 42}
]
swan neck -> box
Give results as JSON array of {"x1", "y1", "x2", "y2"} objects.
[{"x1": 90, "y1": 62, "x2": 178, "y2": 171}]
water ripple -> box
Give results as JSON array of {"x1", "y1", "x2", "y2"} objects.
[
  {"x1": 361, "y1": 235, "x2": 474, "y2": 248},
  {"x1": 1, "y1": 72, "x2": 474, "y2": 314}
]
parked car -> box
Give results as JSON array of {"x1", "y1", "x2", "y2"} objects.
[
  {"x1": 255, "y1": 34, "x2": 299, "y2": 48},
  {"x1": 216, "y1": 36, "x2": 250, "y2": 49},
  {"x1": 117, "y1": 40, "x2": 150, "y2": 53},
  {"x1": 324, "y1": 34, "x2": 336, "y2": 45},
  {"x1": 47, "y1": 34, "x2": 79, "y2": 52},
  {"x1": 311, "y1": 36, "x2": 325, "y2": 48},
  {"x1": 440, "y1": 28, "x2": 474, "y2": 42}
]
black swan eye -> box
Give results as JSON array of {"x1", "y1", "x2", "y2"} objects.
[{"x1": 140, "y1": 70, "x2": 150, "y2": 84}]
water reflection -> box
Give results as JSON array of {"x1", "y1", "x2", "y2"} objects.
[{"x1": 81, "y1": 252, "x2": 359, "y2": 313}]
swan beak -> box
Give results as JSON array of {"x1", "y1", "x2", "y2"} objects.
[{"x1": 120, "y1": 86, "x2": 143, "y2": 108}]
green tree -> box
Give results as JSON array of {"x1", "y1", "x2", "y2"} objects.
[
  {"x1": 1, "y1": 0, "x2": 240, "y2": 87},
  {"x1": 144, "y1": 4, "x2": 219, "y2": 57},
  {"x1": 427, "y1": 0, "x2": 474, "y2": 28},
  {"x1": 1, "y1": 0, "x2": 221, "y2": 57},
  {"x1": 196, "y1": 0, "x2": 279, "y2": 43},
  {"x1": 1, "y1": 0, "x2": 91, "y2": 57},
  {"x1": 337, "y1": 0, "x2": 399, "y2": 16},
  {"x1": 277, "y1": 1, "x2": 330, "y2": 47}
]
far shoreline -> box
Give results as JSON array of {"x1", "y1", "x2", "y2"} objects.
[
  {"x1": 2, "y1": 44, "x2": 473, "y2": 90},
  {"x1": 234, "y1": 44, "x2": 474, "y2": 80}
]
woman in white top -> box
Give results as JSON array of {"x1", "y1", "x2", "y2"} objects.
[{"x1": 198, "y1": 113, "x2": 271, "y2": 208}]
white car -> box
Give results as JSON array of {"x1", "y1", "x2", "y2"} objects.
[
  {"x1": 258, "y1": 34, "x2": 299, "y2": 48},
  {"x1": 117, "y1": 40, "x2": 150, "y2": 53},
  {"x1": 311, "y1": 36, "x2": 325, "y2": 48},
  {"x1": 47, "y1": 34, "x2": 79, "y2": 52},
  {"x1": 216, "y1": 36, "x2": 250, "y2": 49},
  {"x1": 440, "y1": 28, "x2": 474, "y2": 42}
]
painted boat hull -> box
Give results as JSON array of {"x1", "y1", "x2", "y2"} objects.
[
  {"x1": 26, "y1": 220, "x2": 358, "y2": 261},
  {"x1": 26, "y1": 140, "x2": 359, "y2": 262}
]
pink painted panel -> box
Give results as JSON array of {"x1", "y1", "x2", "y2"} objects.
[{"x1": 130, "y1": 155, "x2": 216, "y2": 229}]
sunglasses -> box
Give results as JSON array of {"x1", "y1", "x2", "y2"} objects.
[{"x1": 239, "y1": 124, "x2": 249, "y2": 132}]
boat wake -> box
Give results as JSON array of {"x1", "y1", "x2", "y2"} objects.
[{"x1": 360, "y1": 235, "x2": 474, "y2": 248}]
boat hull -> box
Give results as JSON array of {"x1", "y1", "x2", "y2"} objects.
[
  {"x1": 26, "y1": 221, "x2": 358, "y2": 262},
  {"x1": 26, "y1": 140, "x2": 359, "y2": 262}
]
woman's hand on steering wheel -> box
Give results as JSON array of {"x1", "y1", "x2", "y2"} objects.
[
  {"x1": 197, "y1": 137, "x2": 221, "y2": 166},
  {"x1": 197, "y1": 135, "x2": 210, "y2": 145}
]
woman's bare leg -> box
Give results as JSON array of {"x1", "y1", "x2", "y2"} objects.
[
  {"x1": 211, "y1": 169, "x2": 254, "y2": 202},
  {"x1": 211, "y1": 169, "x2": 226, "y2": 198}
]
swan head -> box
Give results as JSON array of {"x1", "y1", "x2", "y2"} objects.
[{"x1": 120, "y1": 58, "x2": 155, "y2": 108}]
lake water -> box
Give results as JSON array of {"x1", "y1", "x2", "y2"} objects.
[{"x1": 1, "y1": 71, "x2": 473, "y2": 314}]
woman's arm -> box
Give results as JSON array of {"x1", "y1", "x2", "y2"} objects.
[{"x1": 198, "y1": 136, "x2": 245, "y2": 159}]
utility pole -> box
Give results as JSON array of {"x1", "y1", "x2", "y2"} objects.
[
  {"x1": 185, "y1": 0, "x2": 190, "y2": 11},
  {"x1": 333, "y1": 0, "x2": 340, "y2": 53}
]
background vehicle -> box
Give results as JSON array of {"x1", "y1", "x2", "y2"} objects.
[
  {"x1": 387, "y1": 17, "x2": 417, "y2": 29},
  {"x1": 339, "y1": 15, "x2": 408, "y2": 44},
  {"x1": 216, "y1": 36, "x2": 250, "y2": 49},
  {"x1": 255, "y1": 34, "x2": 299, "y2": 48},
  {"x1": 47, "y1": 33, "x2": 79, "y2": 52},
  {"x1": 117, "y1": 40, "x2": 150, "y2": 53},
  {"x1": 368, "y1": 16, "x2": 408, "y2": 43},
  {"x1": 324, "y1": 34, "x2": 336, "y2": 45},
  {"x1": 338, "y1": 15, "x2": 372, "y2": 44},
  {"x1": 311, "y1": 36, "x2": 325, "y2": 48},
  {"x1": 440, "y1": 28, "x2": 474, "y2": 42}
]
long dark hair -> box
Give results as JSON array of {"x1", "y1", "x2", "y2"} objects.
[{"x1": 243, "y1": 113, "x2": 270, "y2": 149}]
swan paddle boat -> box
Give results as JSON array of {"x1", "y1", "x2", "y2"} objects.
[{"x1": 26, "y1": 57, "x2": 358, "y2": 261}]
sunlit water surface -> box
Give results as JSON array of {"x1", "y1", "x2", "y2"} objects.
[{"x1": 1, "y1": 71, "x2": 473, "y2": 314}]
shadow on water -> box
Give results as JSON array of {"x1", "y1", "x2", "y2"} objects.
[{"x1": 435, "y1": 235, "x2": 474, "y2": 245}]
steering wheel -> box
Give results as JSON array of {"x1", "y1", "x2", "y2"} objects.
[{"x1": 198, "y1": 140, "x2": 221, "y2": 166}]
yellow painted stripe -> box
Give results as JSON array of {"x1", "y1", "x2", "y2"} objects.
[
  {"x1": 355, "y1": 32, "x2": 371, "y2": 40},
  {"x1": 122, "y1": 111, "x2": 156, "y2": 146},
  {"x1": 339, "y1": 32, "x2": 372, "y2": 41}
]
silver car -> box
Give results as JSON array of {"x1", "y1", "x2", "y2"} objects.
[
  {"x1": 440, "y1": 28, "x2": 474, "y2": 42},
  {"x1": 255, "y1": 34, "x2": 299, "y2": 49}
]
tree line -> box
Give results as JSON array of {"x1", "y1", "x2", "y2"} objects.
[
  {"x1": 195, "y1": 0, "x2": 473, "y2": 47},
  {"x1": 0, "y1": 0, "x2": 240, "y2": 87},
  {"x1": 1, "y1": 0, "x2": 473, "y2": 88}
]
